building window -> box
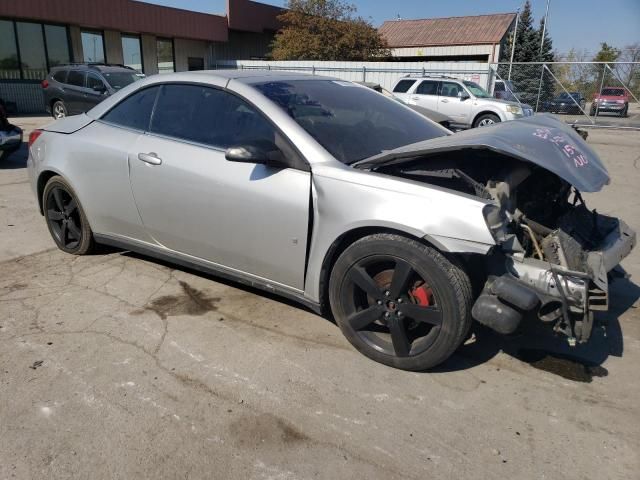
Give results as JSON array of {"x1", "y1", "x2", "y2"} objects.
[
  {"x1": 16, "y1": 22, "x2": 48, "y2": 80},
  {"x1": 0, "y1": 20, "x2": 20, "y2": 80},
  {"x1": 81, "y1": 30, "x2": 105, "y2": 63},
  {"x1": 121, "y1": 35, "x2": 143, "y2": 72},
  {"x1": 44, "y1": 25, "x2": 71, "y2": 68},
  {"x1": 156, "y1": 38, "x2": 174, "y2": 74},
  {"x1": 0, "y1": 20, "x2": 70, "y2": 81}
]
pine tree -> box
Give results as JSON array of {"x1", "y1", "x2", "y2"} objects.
[
  {"x1": 498, "y1": 1, "x2": 556, "y2": 108},
  {"x1": 536, "y1": 17, "x2": 555, "y2": 105}
]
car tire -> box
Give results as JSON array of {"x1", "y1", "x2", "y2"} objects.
[
  {"x1": 328, "y1": 233, "x2": 473, "y2": 371},
  {"x1": 473, "y1": 113, "x2": 500, "y2": 128},
  {"x1": 52, "y1": 100, "x2": 67, "y2": 119},
  {"x1": 620, "y1": 105, "x2": 628, "y2": 118},
  {"x1": 43, "y1": 176, "x2": 95, "y2": 255}
]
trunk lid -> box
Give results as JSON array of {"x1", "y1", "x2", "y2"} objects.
[{"x1": 42, "y1": 114, "x2": 93, "y2": 134}]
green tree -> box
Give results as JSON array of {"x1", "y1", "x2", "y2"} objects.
[
  {"x1": 534, "y1": 17, "x2": 555, "y2": 103},
  {"x1": 270, "y1": 0, "x2": 390, "y2": 61},
  {"x1": 498, "y1": 1, "x2": 557, "y2": 108},
  {"x1": 591, "y1": 42, "x2": 621, "y2": 85}
]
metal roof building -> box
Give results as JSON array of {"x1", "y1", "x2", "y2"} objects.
[{"x1": 379, "y1": 13, "x2": 517, "y2": 62}]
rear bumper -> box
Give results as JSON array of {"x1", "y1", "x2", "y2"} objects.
[{"x1": 472, "y1": 220, "x2": 636, "y2": 343}]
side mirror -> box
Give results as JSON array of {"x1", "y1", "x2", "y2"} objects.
[
  {"x1": 457, "y1": 91, "x2": 470, "y2": 100},
  {"x1": 92, "y1": 84, "x2": 107, "y2": 93},
  {"x1": 225, "y1": 140, "x2": 285, "y2": 167}
]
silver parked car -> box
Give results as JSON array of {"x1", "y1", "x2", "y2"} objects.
[{"x1": 27, "y1": 71, "x2": 635, "y2": 371}]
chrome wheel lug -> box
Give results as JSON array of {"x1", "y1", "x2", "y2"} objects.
[{"x1": 384, "y1": 290, "x2": 390, "y2": 297}]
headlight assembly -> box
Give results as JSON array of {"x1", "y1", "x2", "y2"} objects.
[{"x1": 506, "y1": 105, "x2": 523, "y2": 115}]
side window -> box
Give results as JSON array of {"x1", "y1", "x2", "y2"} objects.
[
  {"x1": 150, "y1": 84, "x2": 307, "y2": 170},
  {"x1": 101, "y1": 86, "x2": 159, "y2": 131},
  {"x1": 393, "y1": 79, "x2": 417, "y2": 93},
  {"x1": 440, "y1": 82, "x2": 464, "y2": 98},
  {"x1": 150, "y1": 85, "x2": 275, "y2": 149},
  {"x1": 67, "y1": 70, "x2": 85, "y2": 87},
  {"x1": 494, "y1": 82, "x2": 505, "y2": 92},
  {"x1": 86, "y1": 73, "x2": 106, "y2": 91},
  {"x1": 53, "y1": 70, "x2": 67, "y2": 83},
  {"x1": 416, "y1": 81, "x2": 438, "y2": 95}
]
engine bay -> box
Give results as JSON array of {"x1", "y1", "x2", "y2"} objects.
[{"x1": 373, "y1": 149, "x2": 636, "y2": 344}]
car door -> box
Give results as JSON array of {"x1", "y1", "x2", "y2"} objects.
[
  {"x1": 64, "y1": 70, "x2": 87, "y2": 114},
  {"x1": 85, "y1": 73, "x2": 109, "y2": 111},
  {"x1": 65, "y1": 85, "x2": 161, "y2": 242},
  {"x1": 128, "y1": 83, "x2": 311, "y2": 291},
  {"x1": 437, "y1": 81, "x2": 473, "y2": 125},
  {"x1": 407, "y1": 80, "x2": 440, "y2": 111}
]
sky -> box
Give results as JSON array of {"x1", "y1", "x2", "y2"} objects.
[{"x1": 144, "y1": 0, "x2": 640, "y2": 56}]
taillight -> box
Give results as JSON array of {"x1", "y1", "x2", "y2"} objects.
[
  {"x1": 41, "y1": 79, "x2": 49, "y2": 89},
  {"x1": 28, "y1": 130, "x2": 43, "y2": 148}
]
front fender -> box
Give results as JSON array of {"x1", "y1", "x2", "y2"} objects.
[{"x1": 302, "y1": 166, "x2": 495, "y2": 303}]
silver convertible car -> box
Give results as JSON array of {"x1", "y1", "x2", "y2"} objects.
[{"x1": 27, "y1": 71, "x2": 635, "y2": 371}]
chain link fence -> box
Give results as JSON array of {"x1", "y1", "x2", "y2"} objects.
[{"x1": 490, "y1": 62, "x2": 640, "y2": 128}]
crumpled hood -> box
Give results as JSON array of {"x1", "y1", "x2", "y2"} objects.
[{"x1": 354, "y1": 114, "x2": 609, "y2": 193}]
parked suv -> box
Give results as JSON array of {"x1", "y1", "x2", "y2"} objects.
[
  {"x1": 591, "y1": 87, "x2": 629, "y2": 117},
  {"x1": 42, "y1": 63, "x2": 145, "y2": 118},
  {"x1": 392, "y1": 76, "x2": 534, "y2": 129}
]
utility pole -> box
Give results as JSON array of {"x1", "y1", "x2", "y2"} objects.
[
  {"x1": 507, "y1": 7, "x2": 520, "y2": 80},
  {"x1": 539, "y1": 0, "x2": 551, "y2": 54}
]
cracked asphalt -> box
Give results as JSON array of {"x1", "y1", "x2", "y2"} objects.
[{"x1": 1, "y1": 117, "x2": 639, "y2": 479}]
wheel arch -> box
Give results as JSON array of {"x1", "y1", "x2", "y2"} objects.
[
  {"x1": 316, "y1": 226, "x2": 445, "y2": 315},
  {"x1": 37, "y1": 169, "x2": 63, "y2": 215},
  {"x1": 472, "y1": 110, "x2": 502, "y2": 126}
]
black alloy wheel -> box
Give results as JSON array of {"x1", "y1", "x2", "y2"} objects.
[
  {"x1": 329, "y1": 234, "x2": 473, "y2": 371},
  {"x1": 339, "y1": 256, "x2": 442, "y2": 358},
  {"x1": 43, "y1": 176, "x2": 94, "y2": 254}
]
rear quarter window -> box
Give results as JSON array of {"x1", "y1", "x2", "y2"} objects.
[
  {"x1": 393, "y1": 79, "x2": 417, "y2": 93},
  {"x1": 101, "y1": 86, "x2": 159, "y2": 131}
]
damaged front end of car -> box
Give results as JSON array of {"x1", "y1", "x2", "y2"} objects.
[{"x1": 354, "y1": 115, "x2": 636, "y2": 345}]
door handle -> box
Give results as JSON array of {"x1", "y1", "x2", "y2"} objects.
[
  {"x1": 137, "y1": 152, "x2": 162, "y2": 165},
  {"x1": 411, "y1": 96, "x2": 420, "y2": 101},
  {"x1": 441, "y1": 99, "x2": 449, "y2": 103}
]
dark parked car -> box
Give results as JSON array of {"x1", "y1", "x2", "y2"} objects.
[
  {"x1": 543, "y1": 92, "x2": 587, "y2": 114},
  {"x1": 0, "y1": 98, "x2": 22, "y2": 162},
  {"x1": 42, "y1": 63, "x2": 145, "y2": 118},
  {"x1": 493, "y1": 79, "x2": 522, "y2": 103}
]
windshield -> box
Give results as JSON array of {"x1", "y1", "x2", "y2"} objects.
[
  {"x1": 558, "y1": 92, "x2": 578, "y2": 99},
  {"x1": 463, "y1": 81, "x2": 490, "y2": 98},
  {"x1": 254, "y1": 80, "x2": 446, "y2": 164},
  {"x1": 601, "y1": 88, "x2": 625, "y2": 96},
  {"x1": 103, "y1": 72, "x2": 144, "y2": 90}
]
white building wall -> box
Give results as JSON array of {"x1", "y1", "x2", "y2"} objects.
[
  {"x1": 389, "y1": 44, "x2": 495, "y2": 60},
  {"x1": 216, "y1": 60, "x2": 494, "y2": 90}
]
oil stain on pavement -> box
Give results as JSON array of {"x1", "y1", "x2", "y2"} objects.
[{"x1": 135, "y1": 281, "x2": 220, "y2": 319}]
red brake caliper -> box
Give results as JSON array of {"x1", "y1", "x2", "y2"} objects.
[{"x1": 411, "y1": 284, "x2": 432, "y2": 306}]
